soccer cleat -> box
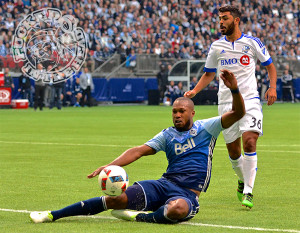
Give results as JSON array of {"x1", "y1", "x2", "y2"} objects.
[
  {"x1": 237, "y1": 180, "x2": 244, "y2": 202},
  {"x1": 111, "y1": 209, "x2": 147, "y2": 221},
  {"x1": 242, "y1": 193, "x2": 254, "y2": 209},
  {"x1": 30, "y1": 211, "x2": 53, "y2": 223}
]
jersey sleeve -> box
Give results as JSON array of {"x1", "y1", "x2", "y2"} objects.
[
  {"x1": 201, "y1": 116, "x2": 223, "y2": 138},
  {"x1": 144, "y1": 131, "x2": 166, "y2": 153},
  {"x1": 203, "y1": 43, "x2": 218, "y2": 73},
  {"x1": 253, "y1": 38, "x2": 273, "y2": 66}
]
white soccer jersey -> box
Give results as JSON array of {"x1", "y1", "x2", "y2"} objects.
[{"x1": 204, "y1": 33, "x2": 273, "y2": 104}]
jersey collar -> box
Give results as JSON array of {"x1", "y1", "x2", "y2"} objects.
[{"x1": 225, "y1": 33, "x2": 244, "y2": 42}]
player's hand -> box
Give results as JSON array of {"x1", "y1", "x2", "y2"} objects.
[
  {"x1": 264, "y1": 87, "x2": 277, "y2": 106},
  {"x1": 184, "y1": 90, "x2": 197, "y2": 98},
  {"x1": 219, "y1": 69, "x2": 238, "y2": 90},
  {"x1": 87, "y1": 166, "x2": 105, "y2": 179}
]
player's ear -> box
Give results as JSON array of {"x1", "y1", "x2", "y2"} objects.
[
  {"x1": 234, "y1": 17, "x2": 240, "y2": 25},
  {"x1": 191, "y1": 110, "x2": 195, "y2": 117}
]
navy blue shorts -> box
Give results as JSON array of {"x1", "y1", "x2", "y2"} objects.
[{"x1": 134, "y1": 178, "x2": 199, "y2": 221}]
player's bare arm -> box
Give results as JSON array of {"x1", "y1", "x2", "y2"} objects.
[
  {"x1": 184, "y1": 72, "x2": 215, "y2": 98},
  {"x1": 219, "y1": 69, "x2": 245, "y2": 129},
  {"x1": 264, "y1": 63, "x2": 277, "y2": 106},
  {"x1": 87, "y1": 145, "x2": 156, "y2": 178}
]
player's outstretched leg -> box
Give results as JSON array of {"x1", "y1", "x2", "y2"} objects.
[
  {"x1": 112, "y1": 205, "x2": 178, "y2": 223},
  {"x1": 30, "y1": 196, "x2": 107, "y2": 223},
  {"x1": 111, "y1": 209, "x2": 148, "y2": 221},
  {"x1": 112, "y1": 198, "x2": 195, "y2": 224},
  {"x1": 30, "y1": 211, "x2": 53, "y2": 223}
]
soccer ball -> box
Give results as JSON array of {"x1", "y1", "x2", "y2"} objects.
[{"x1": 98, "y1": 165, "x2": 129, "y2": 196}]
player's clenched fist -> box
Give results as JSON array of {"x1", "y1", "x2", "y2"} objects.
[{"x1": 184, "y1": 89, "x2": 197, "y2": 98}]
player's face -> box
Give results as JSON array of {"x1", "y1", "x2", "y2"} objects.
[
  {"x1": 172, "y1": 102, "x2": 195, "y2": 131},
  {"x1": 219, "y1": 12, "x2": 235, "y2": 36}
]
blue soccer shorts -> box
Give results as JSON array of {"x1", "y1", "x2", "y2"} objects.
[{"x1": 126, "y1": 178, "x2": 199, "y2": 221}]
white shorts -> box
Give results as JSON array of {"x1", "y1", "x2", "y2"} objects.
[{"x1": 218, "y1": 98, "x2": 263, "y2": 144}]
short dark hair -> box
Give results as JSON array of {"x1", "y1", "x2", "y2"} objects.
[
  {"x1": 219, "y1": 5, "x2": 241, "y2": 19},
  {"x1": 173, "y1": 97, "x2": 195, "y2": 110}
]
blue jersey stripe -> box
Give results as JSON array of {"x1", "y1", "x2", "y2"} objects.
[
  {"x1": 243, "y1": 35, "x2": 264, "y2": 48},
  {"x1": 261, "y1": 57, "x2": 273, "y2": 66},
  {"x1": 204, "y1": 67, "x2": 217, "y2": 73}
]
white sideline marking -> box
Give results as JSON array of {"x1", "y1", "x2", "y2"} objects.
[
  {"x1": 1, "y1": 208, "x2": 299, "y2": 233},
  {"x1": 180, "y1": 222, "x2": 300, "y2": 233},
  {"x1": 0, "y1": 140, "x2": 299, "y2": 154}
]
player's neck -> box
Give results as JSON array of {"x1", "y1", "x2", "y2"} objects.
[{"x1": 226, "y1": 29, "x2": 242, "y2": 42}]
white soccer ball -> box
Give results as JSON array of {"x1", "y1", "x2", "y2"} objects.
[{"x1": 98, "y1": 165, "x2": 129, "y2": 196}]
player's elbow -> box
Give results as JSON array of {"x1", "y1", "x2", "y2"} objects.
[{"x1": 235, "y1": 107, "x2": 246, "y2": 121}]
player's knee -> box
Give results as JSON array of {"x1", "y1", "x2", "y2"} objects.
[
  {"x1": 226, "y1": 139, "x2": 242, "y2": 158},
  {"x1": 243, "y1": 137, "x2": 257, "y2": 152},
  {"x1": 167, "y1": 200, "x2": 189, "y2": 220},
  {"x1": 105, "y1": 193, "x2": 128, "y2": 209}
]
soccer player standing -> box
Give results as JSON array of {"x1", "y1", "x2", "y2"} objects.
[{"x1": 184, "y1": 5, "x2": 277, "y2": 208}]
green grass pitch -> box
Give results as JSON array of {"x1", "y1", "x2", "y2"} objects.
[{"x1": 0, "y1": 103, "x2": 299, "y2": 233}]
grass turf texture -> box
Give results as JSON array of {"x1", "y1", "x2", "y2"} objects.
[{"x1": 0, "y1": 103, "x2": 299, "y2": 233}]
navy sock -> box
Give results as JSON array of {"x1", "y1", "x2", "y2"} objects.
[
  {"x1": 136, "y1": 205, "x2": 177, "y2": 224},
  {"x1": 51, "y1": 196, "x2": 107, "y2": 221}
]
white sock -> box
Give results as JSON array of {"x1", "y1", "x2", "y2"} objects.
[
  {"x1": 229, "y1": 154, "x2": 244, "y2": 182},
  {"x1": 243, "y1": 152, "x2": 257, "y2": 194}
]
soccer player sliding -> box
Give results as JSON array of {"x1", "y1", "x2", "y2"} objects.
[{"x1": 31, "y1": 69, "x2": 246, "y2": 224}]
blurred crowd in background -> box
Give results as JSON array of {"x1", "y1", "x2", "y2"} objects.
[{"x1": 0, "y1": 0, "x2": 299, "y2": 63}]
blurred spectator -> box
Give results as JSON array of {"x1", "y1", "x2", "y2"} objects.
[
  {"x1": 281, "y1": 68, "x2": 295, "y2": 103},
  {"x1": 49, "y1": 67, "x2": 64, "y2": 110},
  {"x1": 255, "y1": 65, "x2": 263, "y2": 95},
  {"x1": 207, "y1": 78, "x2": 219, "y2": 90},
  {"x1": 163, "y1": 80, "x2": 176, "y2": 105},
  {"x1": 116, "y1": 43, "x2": 127, "y2": 63},
  {"x1": 0, "y1": 40, "x2": 6, "y2": 56},
  {"x1": 173, "y1": 81, "x2": 184, "y2": 101},
  {"x1": 260, "y1": 69, "x2": 269, "y2": 100},
  {"x1": 80, "y1": 67, "x2": 94, "y2": 107},
  {"x1": 33, "y1": 64, "x2": 46, "y2": 111},
  {"x1": 44, "y1": 65, "x2": 55, "y2": 107},
  {"x1": 156, "y1": 64, "x2": 169, "y2": 102},
  {"x1": 63, "y1": 78, "x2": 73, "y2": 107},
  {"x1": 18, "y1": 72, "x2": 33, "y2": 107},
  {"x1": 73, "y1": 77, "x2": 82, "y2": 107},
  {"x1": 190, "y1": 76, "x2": 198, "y2": 90},
  {"x1": 4, "y1": 67, "x2": 14, "y2": 90},
  {"x1": 125, "y1": 49, "x2": 136, "y2": 69},
  {"x1": 93, "y1": 45, "x2": 104, "y2": 69}
]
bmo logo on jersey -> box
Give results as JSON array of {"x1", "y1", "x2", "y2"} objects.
[
  {"x1": 174, "y1": 138, "x2": 196, "y2": 155},
  {"x1": 240, "y1": 55, "x2": 250, "y2": 65},
  {"x1": 220, "y1": 58, "x2": 238, "y2": 66}
]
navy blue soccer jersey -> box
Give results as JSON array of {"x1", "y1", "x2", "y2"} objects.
[{"x1": 145, "y1": 116, "x2": 223, "y2": 192}]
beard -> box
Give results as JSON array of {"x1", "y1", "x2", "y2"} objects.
[
  {"x1": 221, "y1": 21, "x2": 235, "y2": 36},
  {"x1": 174, "y1": 119, "x2": 192, "y2": 132}
]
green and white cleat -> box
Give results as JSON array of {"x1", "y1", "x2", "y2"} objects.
[
  {"x1": 242, "y1": 193, "x2": 254, "y2": 209},
  {"x1": 237, "y1": 180, "x2": 244, "y2": 202},
  {"x1": 111, "y1": 210, "x2": 147, "y2": 221},
  {"x1": 30, "y1": 211, "x2": 53, "y2": 223}
]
